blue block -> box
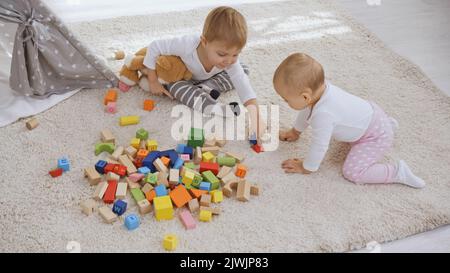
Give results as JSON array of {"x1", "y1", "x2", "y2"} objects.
[
  {"x1": 249, "y1": 132, "x2": 257, "y2": 145},
  {"x1": 57, "y1": 157, "x2": 70, "y2": 172},
  {"x1": 154, "y1": 184, "x2": 168, "y2": 196},
  {"x1": 142, "y1": 151, "x2": 161, "y2": 172},
  {"x1": 183, "y1": 146, "x2": 194, "y2": 159},
  {"x1": 176, "y1": 144, "x2": 186, "y2": 154},
  {"x1": 95, "y1": 160, "x2": 107, "y2": 174},
  {"x1": 199, "y1": 182, "x2": 211, "y2": 191},
  {"x1": 138, "y1": 166, "x2": 151, "y2": 175},
  {"x1": 124, "y1": 214, "x2": 140, "y2": 231},
  {"x1": 112, "y1": 200, "x2": 127, "y2": 216},
  {"x1": 173, "y1": 158, "x2": 184, "y2": 170}
]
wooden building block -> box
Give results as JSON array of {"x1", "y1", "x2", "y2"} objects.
[
  {"x1": 221, "y1": 171, "x2": 238, "y2": 185},
  {"x1": 194, "y1": 147, "x2": 202, "y2": 164},
  {"x1": 84, "y1": 167, "x2": 101, "y2": 186},
  {"x1": 199, "y1": 162, "x2": 219, "y2": 176},
  {"x1": 188, "y1": 198, "x2": 199, "y2": 213},
  {"x1": 145, "y1": 190, "x2": 156, "y2": 203},
  {"x1": 225, "y1": 151, "x2": 245, "y2": 163},
  {"x1": 163, "y1": 234, "x2": 178, "y2": 251},
  {"x1": 199, "y1": 210, "x2": 212, "y2": 222},
  {"x1": 98, "y1": 206, "x2": 117, "y2": 224},
  {"x1": 125, "y1": 146, "x2": 137, "y2": 158},
  {"x1": 80, "y1": 199, "x2": 97, "y2": 216},
  {"x1": 119, "y1": 115, "x2": 140, "y2": 126},
  {"x1": 153, "y1": 196, "x2": 174, "y2": 221},
  {"x1": 169, "y1": 185, "x2": 192, "y2": 208},
  {"x1": 200, "y1": 194, "x2": 211, "y2": 207},
  {"x1": 235, "y1": 164, "x2": 247, "y2": 178},
  {"x1": 119, "y1": 154, "x2": 137, "y2": 174},
  {"x1": 157, "y1": 171, "x2": 169, "y2": 187},
  {"x1": 93, "y1": 181, "x2": 108, "y2": 201},
  {"x1": 141, "y1": 183, "x2": 154, "y2": 195},
  {"x1": 116, "y1": 182, "x2": 128, "y2": 199},
  {"x1": 210, "y1": 190, "x2": 223, "y2": 203},
  {"x1": 100, "y1": 129, "x2": 115, "y2": 144},
  {"x1": 105, "y1": 101, "x2": 116, "y2": 113},
  {"x1": 125, "y1": 177, "x2": 141, "y2": 189},
  {"x1": 179, "y1": 210, "x2": 196, "y2": 230},
  {"x1": 236, "y1": 180, "x2": 251, "y2": 202},
  {"x1": 137, "y1": 199, "x2": 153, "y2": 214},
  {"x1": 250, "y1": 184, "x2": 260, "y2": 196},
  {"x1": 105, "y1": 172, "x2": 120, "y2": 181},
  {"x1": 146, "y1": 139, "x2": 158, "y2": 151},
  {"x1": 104, "y1": 89, "x2": 117, "y2": 105},
  {"x1": 223, "y1": 181, "x2": 238, "y2": 198},
  {"x1": 103, "y1": 180, "x2": 118, "y2": 204},
  {"x1": 217, "y1": 166, "x2": 232, "y2": 179},
  {"x1": 143, "y1": 99, "x2": 155, "y2": 111},
  {"x1": 189, "y1": 188, "x2": 208, "y2": 199},
  {"x1": 26, "y1": 118, "x2": 39, "y2": 130},
  {"x1": 153, "y1": 158, "x2": 168, "y2": 173},
  {"x1": 169, "y1": 169, "x2": 179, "y2": 185},
  {"x1": 201, "y1": 146, "x2": 220, "y2": 156},
  {"x1": 202, "y1": 152, "x2": 215, "y2": 163},
  {"x1": 199, "y1": 206, "x2": 221, "y2": 215},
  {"x1": 111, "y1": 146, "x2": 124, "y2": 161},
  {"x1": 160, "y1": 156, "x2": 170, "y2": 167},
  {"x1": 94, "y1": 142, "x2": 115, "y2": 156}
]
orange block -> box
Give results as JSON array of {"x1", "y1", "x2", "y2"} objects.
[
  {"x1": 169, "y1": 185, "x2": 192, "y2": 208},
  {"x1": 145, "y1": 189, "x2": 156, "y2": 203},
  {"x1": 189, "y1": 188, "x2": 208, "y2": 199},
  {"x1": 143, "y1": 99, "x2": 155, "y2": 111},
  {"x1": 235, "y1": 164, "x2": 247, "y2": 178},
  {"x1": 104, "y1": 89, "x2": 118, "y2": 105},
  {"x1": 160, "y1": 156, "x2": 170, "y2": 167},
  {"x1": 137, "y1": 149, "x2": 149, "y2": 158}
]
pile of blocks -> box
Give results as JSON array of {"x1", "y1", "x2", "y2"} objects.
[{"x1": 81, "y1": 127, "x2": 260, "y2": 235}]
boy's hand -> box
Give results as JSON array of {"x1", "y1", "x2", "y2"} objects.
[
  {"x1": 148, "y1": 80, "x2": 174, "y2": 100},
  {"x1": 281, "y1": 158, "x2": 312, "y2": 174},
  {"x1": 279, "y1": 128, "x2": 300, "y2": 142}
]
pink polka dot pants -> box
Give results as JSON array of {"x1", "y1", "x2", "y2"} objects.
[{"x1": 343, "y1": 102, "x2": 397, "y2": 184}]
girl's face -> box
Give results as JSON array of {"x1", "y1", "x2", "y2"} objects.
[{"x1": 201, "y1": 37, "x2": 241, "y2": 69}]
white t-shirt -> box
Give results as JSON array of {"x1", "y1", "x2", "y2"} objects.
[
  {"x1": 294, "y1": 83, "x2": 374, "y2": 171},
  {"x1": 143, "y1": 34, "x2": 256, "y2": 104}
]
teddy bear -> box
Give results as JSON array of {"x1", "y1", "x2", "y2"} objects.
[{"x1": 116, "y1": 48, "x2": 193, "y2": 92}]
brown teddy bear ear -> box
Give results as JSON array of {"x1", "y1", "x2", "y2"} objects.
[{"x1": 156, "y1": 56, "x2": 172, "y2": 70}]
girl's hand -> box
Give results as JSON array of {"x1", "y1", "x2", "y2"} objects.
[
  {"x1": 281, "y1": 158, "x2": 312, "y2": 174},
  {"x1": 279, "y1": 128, "x2": 300, "y2": 142}
]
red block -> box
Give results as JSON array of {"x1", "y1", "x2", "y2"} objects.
[
  {"x1": 134, "y1": 156, "x2": 144, "y2": 168},
  {"x1": 251, "y1": 144, "x2": 263, "y2": 153},
  {"x1": 103, "y1": 180, "x2": 118, "y2": 204},
  {"x1": 104, "y1": 163, "x2": 116, "y2": 174},
  {"x1": 199, "y1": 162, "x2": 219, "y2": 175},
  {"x1": 112, "y1": 164, "x2": 127, "y2": 177},
  {"x1": 49, "y1": 168, "x2": 63, "y2": 178}
]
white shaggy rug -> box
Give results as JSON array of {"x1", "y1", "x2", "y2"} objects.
[{"x1": 1, "y1": 0, "x2": 449, "y2": 252}]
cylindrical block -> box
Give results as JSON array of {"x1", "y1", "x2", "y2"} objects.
[{"x1": 217, "y1": 156, "x2": 236, "y2": 167}]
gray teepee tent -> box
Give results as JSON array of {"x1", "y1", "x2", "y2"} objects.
[{"x1": 0, "y1": 0, "x2": 118, "y2": 98}]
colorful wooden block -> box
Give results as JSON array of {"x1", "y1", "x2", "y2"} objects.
[
  {"x1": 182, "y1": 169, "x2": 195, "y2": 186},
  {"x1": 104, "y1": 89, "x2": 117, "y2": 105},
  {"x1": 211, "y1": 190, "x2": 223, "y2": 203},
  {"x1": 194, "y1": 147, "x2": 202, "y2": 164},
  {"x1": 189, "y1": 188, "x2": 208, "y2": 199},
  {"x1": 116, "y1": 182, "x2": 128, "y2": 199},
  {"x1": 176, "y1": 144, "x2": 187, "y2": 154},
  {"x1": 199, "y1": 210, "x2": 212, "y2": 222},
  {"x1": 112, "y1": 199, "x2": 127, "y2": 216},
  {"x1": 251, "y1": 144, "x2": 263, "y2": 153},
  {"x1": 225, "y1": 151, "x2": 245, "y2": 163},
  {"x1": 95, "y1": 142, "x2": 115, "y2": 156},
  {"x1": 25, "y1": 118, "x2": 39, "y2": 130},
  {"x1": 119, "y1": 115, "x2": 140, "y2": 126},
  {"x1": 130, "y1": 188, "x2": 145, "y2": 203},
  {"x1": 188, "y1": 198, "x2": 200, "y2": 213},
  {"x1": 49, "y1": 168, "x2": 63, "y2": 178},
  {"x1": 100, "y1": 129, "x2": 115, "y2": 144},
  {"x1": 103, "y1": 180, "x2": 118, "y2": 204},
  {"x1": 80, "y1": 199, "x2": 97, "y2": 216},
  {"x1": 143, "y1": 173, "x2": 157, "y2": 185},
  {"x1": 160, "y1": 156, "x2": 170, "y2": 167},
  {"x1": 155, "y1": 184, "x2": 168, "y2": 197},
  {"x1": 125, "y1": 146, "x2": 137, "y2": 157},
  {"x1": 199, "y1": 162, "x2": 219, "y2": 175},
  {"x1": 118, "y1": 154, "x2": 137, "y2": 174},
  {"x1": 124, "y1": 214, "x2": 140, "y2": 230},
  {"x1": 163, "y1": 234, "x2": 178, "y2": 251},
  {"x1": 143, "y1": 99, "x2": 155, "y2": 111},
  {"x1": 202, "y1": 152, "x2": 215, "y2": 163},
  {"x1": 217, "y1": 166, "x2": 232, "y2": 179},
  {"x1": 147, "y1": 140, "x2": 158, "y2": 151},
  {"x1": 105, "y1": 101, "x2": 116, "y2": 113},
  {"x1": 138, "y1": 166, "x2": 151, "y2": 175},
  {"x1": 187, "y1": 128, "x2": 205, "y2": 148},
  {"x1": 136, "y1": 128, "x2": 149, "y2": 140},
  {"x1": 236, "y1": 180, "x2": 251, "y2": 202},
  {"x1": 180, "y1": 154, "x2": 191, "y2": 162},
  {"x1": 57, "y1": 157, "x2": 70, "y2": 172},
  {"x1": 93, "y1": 181, "x2": 108, "y2": 201},
  {"x1": 153, "y1": 196, "x2": 174, "y2": 221},
  {"x1": 95, "y1": 160, "x2": 107, "y2": 174},
  {"x1": 217, "y1": 156, "x2": 236, "y2": 167},
  {"x1": 153, "y1": 158, "x2": 168, "y2": 173},
  {"x1": 137, "y1": 199, "x2": 153, "y2": 214},
  {"x1": 199, "y1": 182, "x2": 211, "y2": 191},
  {"x1": 99, "y1": 206, "x2": 117, "y2": 224},
  {"x1": 201, "y1": 146, "x2": 220, "y2": 156},
  {"x1": 105, "y1": 172, "x2": 120, "y2": 181},
  {"x1": 202, "y1": 170, "x2": 220, "y2": 190},
  {"x1": 126, "y1": 177, "x2": 141, "y2": 190},
  {"x1": 169, "y1": 169, "x2": 179, "y2": 185},
  {"x1": 145, "y1": 190, "x2": 156, "y2": 203},
  {"x1": 235, "y1": 164, "x2": 247, "y2": 178},
  {"x1": 169, "y1": 185, "x2": 192, "y2": 208},
  {"x1": 223, "y1": 181, "x2": 238, "y2": 198},
  {"x1": 179, "y1": 210, "x2": 196, "y2": 230},
  {"x1": 199, "y1": 206, "x2": 221, "y2": 215},
  {"x1": 130, "y1": 138, "x2": 140, "y2": 149},
  {"x1": 200, "y1": 194, "x2": 211, "y2": 207}
]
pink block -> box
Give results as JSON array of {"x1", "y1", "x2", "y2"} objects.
[
  {"x1": 179, "y1": 210, "x2": 196, "y2": 230},
  {"x1": 118, "y1": 81, "x2": 131, "y2": 92},
  {"x1": 128, "y1": 173, "x2": 144, "y2": 183},
  {"x1": 180, "y1": 154, "x2": 190, "y2": 162},
  {"x1": 106, "y1": 102, "x2": 116, "y2": 113}
]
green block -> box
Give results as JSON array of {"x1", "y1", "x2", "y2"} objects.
[
  {"x1": 95, "y1": 142, "x2": 115, "y2": 156},
  {"x1": 217, "y1": 156, "x2": 236, "y2": 167},
  {"x1": 187, "y1": 128, "x2": 204, "y2": 148},
  {"x1": 184, "y1": 162, "x2": 197, "y2": 170},
  {"x1": 130, "y1": 188, "x2": 145, "y2": 202},
  {"x1": 184, "y1": 184, "x2": 192, "y2": 190},
  {"x1": 192, "y1": 174, "x2": 202, "y2": 187},
  {"x1": 202, "y1": 170, "x2": 220, "y2": 190},
  {"x1": 136, "y1": 128, "x2": 149, "y2": 140},
  {"x1": 144, "y1": 173, "x2": 158, "y2": 185}
]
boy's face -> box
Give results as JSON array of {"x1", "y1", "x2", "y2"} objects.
[
  {"x1": 273, "y1": 79, "x2": 312, "y2": 111},
  {"x1": 201, "y1": 37, "x2": 241, "y2": 69}
]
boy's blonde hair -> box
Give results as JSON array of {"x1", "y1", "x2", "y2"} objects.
[
  {"x1": 202, "y1": 6, "x2": 247, "y2": 49},
  {"x1": 273, "y1": 53, "x2": 325, "y2": 94}
]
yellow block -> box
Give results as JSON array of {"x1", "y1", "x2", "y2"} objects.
[
  {"x1": 147, "y1": 139, "x2": 158, "y2": 151},
  {"x1": 202, "y1": 152, "x2": 215, "y2": 163},
  {"x1": 163, "y1": 234, "x2": 178, "y2": 251},
  {"x1": 182, "y1": 170, "x2": 195, "y2": 186},
  {"x1": 211, "y1": 190, "x2": 223, "y2": 203},
  {"x1": 130, "y1": 138, "x2": 140, "y2": 149},
  {"x1": 153, "y1": 196, "x2": 174, "y2": 221},
  {"x1": 199, "y1": 210, "x2": 212, "y2": 222},
  {"x1": 119, "y1": 115, "x2": 140, "y2": 126}
]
